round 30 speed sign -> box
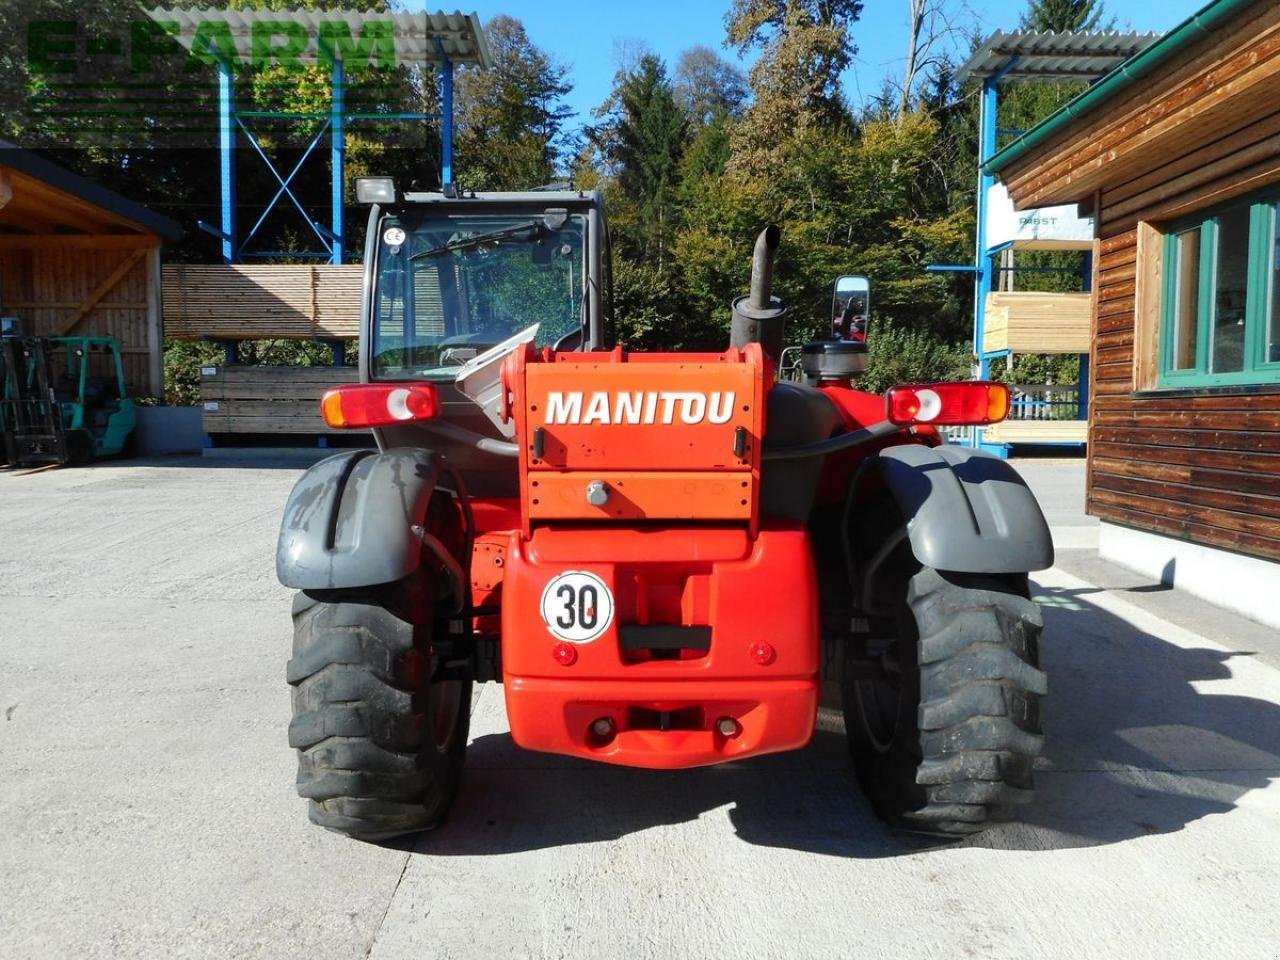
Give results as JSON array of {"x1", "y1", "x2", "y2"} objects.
[{"x1": 539, "y1": 571, "x2": 615, "y2": 643}]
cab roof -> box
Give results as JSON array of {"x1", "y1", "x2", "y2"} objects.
[{"x1": 401, "y1": 190, "x2": 602, "y2": 208}]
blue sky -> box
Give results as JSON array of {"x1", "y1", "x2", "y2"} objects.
[{"x1": 422, "y1": 0, "x2": 1209, "y2": 126}]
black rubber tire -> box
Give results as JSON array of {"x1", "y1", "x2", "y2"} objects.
[
  {"x1": 287, "y1": 588, "x2": 471, "y2": 842},
  {"x1": 843, "y1": 567, "x2": 1046, "y2": 836}
]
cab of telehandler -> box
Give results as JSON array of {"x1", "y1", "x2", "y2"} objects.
[{"x1": 353, "y1": 181, "x2": 610, "y2": 495}]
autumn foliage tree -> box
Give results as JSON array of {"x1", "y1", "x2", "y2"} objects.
[{"x1": 453, "y1": 15, "x2": 573, "y2": 191}]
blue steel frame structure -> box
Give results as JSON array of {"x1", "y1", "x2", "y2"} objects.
[
  {"x1": 936, "y1": 58, "x2": 1090, "y2": 455},
  {"x1": 172, "y1": 10, "x2": 487, "y2": 449},
  {"x1": 202, "y1": 55, "x2": 453, "y2": 266},
  {"x1": 973, "y1": 57, "x2": 1022, "y2": 384},
  {"x1": 936, "y1": 31, "x2": 1159, "y2": 454},
  {"x1": 927, "y1": 60, "x2": 1024, "y2": 388},
  {"x1": 199, "y1": 55, "x2": 452, "y2": 375}
]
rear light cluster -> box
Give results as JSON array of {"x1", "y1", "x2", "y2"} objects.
[
  {"x1": 320, "y1": 383, "x2": 440, "y2": 429},
  {"x1": 885, "y1": 381, "x2": 1010, "y2": 426}
]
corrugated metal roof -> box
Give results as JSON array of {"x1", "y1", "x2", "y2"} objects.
[
  {"x1": 957, "y1": 30, "x2": 1162, "y2": 83},
  {"x1": 985, "y1": 0, "x2": 1257, "y2": 177},
  {"x1": 146, "y1": 9, "x2": 492, "y2": 69}
]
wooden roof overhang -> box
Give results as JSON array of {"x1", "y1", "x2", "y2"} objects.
[
  {"x1": 0, "y1": 142, "x2": 182, "y2": 250},
  {"x1": 990, "y1": 0, "x2": 1280, "y2": 211}
]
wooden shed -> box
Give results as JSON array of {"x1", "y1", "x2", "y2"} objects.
[
  {"x1": 0, "y1": 142, "x2": 181, "y2": 397},
  {"x1": 986, "y1": 0, "x2": 1280, "y2": 627}
]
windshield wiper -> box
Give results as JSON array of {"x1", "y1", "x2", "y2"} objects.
[{"x1": 410, "y1": 219, "x2": 547, "y2": 260}]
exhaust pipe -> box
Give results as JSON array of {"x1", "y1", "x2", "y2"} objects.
[
  {"x1": 748, "y1": 225, "x2": 781, "y2": 311},
  {"x1": 731, "y1": 225, "x2": 787, "y2": 362}
]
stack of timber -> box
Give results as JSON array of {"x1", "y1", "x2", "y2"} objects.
[
  {"x1": 200, "y1": 365, "x2": 358, "y2": 436},
  {"x1": 163, "y1": 265, "x2": 363, "y2": 339},
  {"x1": 981, "y1": 419, "x2": 1088, "y2": 444},
  {"x1": 982, "y1": 291, "x2": 1092, "y2": 354}
]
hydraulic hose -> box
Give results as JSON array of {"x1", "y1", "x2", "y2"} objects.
[
  {"x1": 761, "y1": 420, "x2": 901, "y2": 460},
  {"x1": 422, "y1": 419, "x2": 519, "y2": 457}
]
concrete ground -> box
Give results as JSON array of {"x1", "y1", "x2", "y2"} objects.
[{"x1": 2, "y1": 456, "x2": 1278, "y2": 960}]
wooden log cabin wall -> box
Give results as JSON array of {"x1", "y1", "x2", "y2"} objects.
[
  {"x1": 0, "y1": 143, "x2": 180, "y2": 398},
  {"x1": 988, "y1": 0, "x2": 1280, "y2": 583}
]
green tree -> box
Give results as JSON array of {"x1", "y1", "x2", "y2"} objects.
[
  {"x1": 724, "y1": 0, "x2": 863, "y2": 178},
  {"x1": 669, "y1": 107, "x2": 971, "y2": 353},
  {"x1": 680, "y1": 112, "x2": 734, "y2": 193},
  {"x1": 1019, "y1": 0, "x2": 1111, "y2": 31},
  {"x1": 593, "y1": 54, "x2": 687, "y2": 267},
  {"x1": 611, "y1": 259, "x2": 718, "y2": 351},
  {"x1": 859, "y1": 322, "x2": 972, "y2": 393},
  {"x1": 453, "y1": 15, "x2": 573, "y2": 191}
]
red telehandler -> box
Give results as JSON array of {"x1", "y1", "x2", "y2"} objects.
[{"x1": 276, "y1": 182, "x2": 1052, "y2": 841}]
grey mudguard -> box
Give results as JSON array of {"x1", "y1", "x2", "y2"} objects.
[
  {"x1": 877, "y1": 444, "x2": 1054, "y2": 573},
  {"x1": 276, "y1": 447, "x2": 442, "y2": 590}
]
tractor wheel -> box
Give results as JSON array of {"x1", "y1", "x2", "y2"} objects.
[
  {"x1": 287, "y1": 586, "x2": 471, "y2": 842},
  {"x1": 843, "y1": 567, "x2": 1046, "y2": 836}
]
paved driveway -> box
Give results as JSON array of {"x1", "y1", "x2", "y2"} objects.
[{"x1": 1, "y1": 458, "x2": 1277, "y2": 959}]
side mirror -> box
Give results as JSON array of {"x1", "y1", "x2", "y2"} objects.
[{"x1": 832, "y1": 275, "x2": 871, "y2": 343}]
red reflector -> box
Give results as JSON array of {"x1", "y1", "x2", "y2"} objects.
[
  {"x1": 320, "y1": 383, "x2": 440, "y2": 429},
  {"x1": 552, "y1": 642, "x2": 578, "y2": 666},
  {"x1": 749, "y1": 641, "x2": 776, "y2": 666},
  {"x1": 885, "y1": 381, "x2": 1010, "y2": 426}
]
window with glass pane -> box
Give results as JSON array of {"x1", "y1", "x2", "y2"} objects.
[
  {"x1": 1159, "y1": 195, "x2": 1280, "y2": 387},
  {"x1": 371, "y1": 214, "x2": 587, "y2": 381},
  {"x1": 1211, "y1": 205, "x2": 1250, "y2": 373},
  {"x1": 1170, "y1": 229, "x2": 1200, "y2": 371}
]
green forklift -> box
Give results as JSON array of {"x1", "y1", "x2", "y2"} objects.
[{"x1": 1, "y1": 318, "x2": 137, "y2": 467}]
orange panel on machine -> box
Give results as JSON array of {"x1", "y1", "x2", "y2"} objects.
[
  {"x1": 521, "y1": 355, "x2": 762, "y2": 472},
  {"x1": 528, "y1": 471, "x2": 754, "y2": 521},
  {"x1": 505, "y1": 344, "x2": 770, "y2": 534}
]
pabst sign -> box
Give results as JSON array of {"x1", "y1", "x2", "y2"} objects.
[{"x1": 545, "y1": 391, "x2": 736, "y2": 426}]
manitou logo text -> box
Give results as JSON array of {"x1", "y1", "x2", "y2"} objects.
[{"x1": 544, "y1": 391, "x2": 736, "y2": 426}]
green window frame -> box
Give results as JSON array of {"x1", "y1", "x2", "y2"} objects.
[{"x1": 1158, "y1": 195, "x2": 1280, "y2": 388}]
